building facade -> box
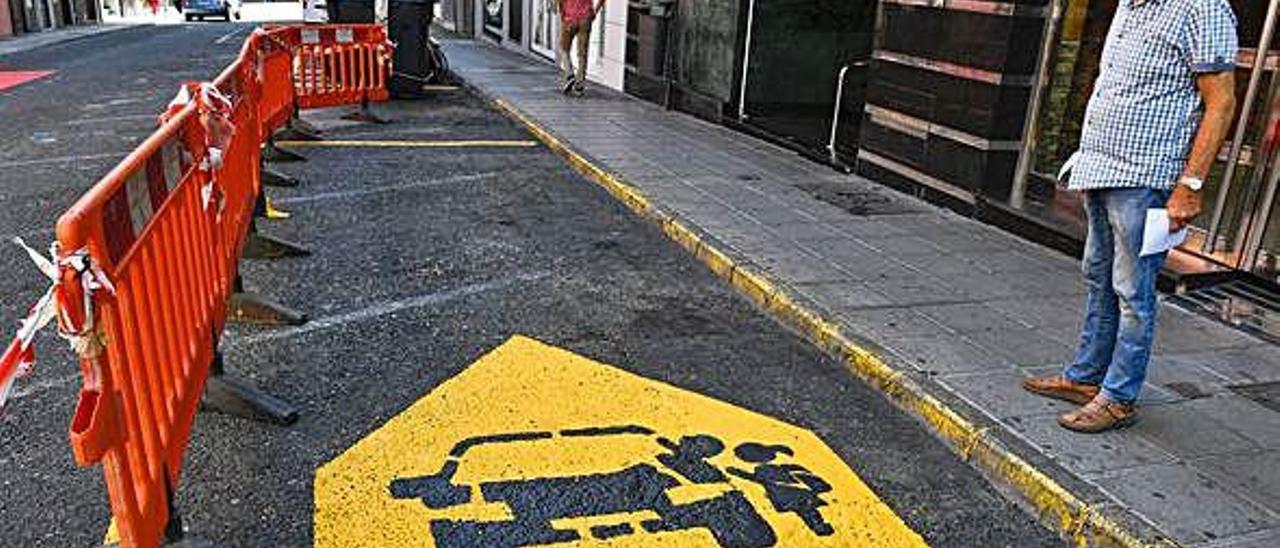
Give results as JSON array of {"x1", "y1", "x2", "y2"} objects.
[
  {"x1": 439, "y1": 0, "x2": 629, "y2": 90},
  {"x1": 2, "y1": 0, "x2": 101, "y2": 36}
]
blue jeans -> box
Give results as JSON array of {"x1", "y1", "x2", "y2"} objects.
[{"x1": 1063, "y1": 187, "x2": 1171, "y2": 405}]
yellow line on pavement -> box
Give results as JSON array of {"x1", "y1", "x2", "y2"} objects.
[{"x1": 274, "y1": 139, "x2": 539, "y2": 149}]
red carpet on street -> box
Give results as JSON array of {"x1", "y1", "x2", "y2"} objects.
[{"x1": 0, "y1": 70, "x2": 55, "y2": 92}]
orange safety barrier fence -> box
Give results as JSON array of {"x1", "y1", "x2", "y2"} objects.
[
  {"x1": 0, "y1": 24, "x2": 393, "y2": 548},
  {"x1": 291, "y1": 25, "x2": 393, "y2": 110}
]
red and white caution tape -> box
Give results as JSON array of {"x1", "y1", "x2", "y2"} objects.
[
  {"x1": 164, "y1": 82, "x2": 235, "y2": 216},
  {"x1": 0, "y1": 238, "x2": 114, "y2": 413}
]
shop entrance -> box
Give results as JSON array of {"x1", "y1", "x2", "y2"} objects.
[
  {"x1": 1022, "y1": 0, "x2": 1280, "y2": 286},
  {"x1": 1195, "y1": 0, "x2": 1280, "y2": 285},
  {"x1": 735, "y1": 0, "x2": 876, "y2": 166}
]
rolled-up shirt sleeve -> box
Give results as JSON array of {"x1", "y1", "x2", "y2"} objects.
[{"x1": 1186, "y1": 0, "x2": 1239, "y2": 73}]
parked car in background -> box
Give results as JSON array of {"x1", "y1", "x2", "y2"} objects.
[{"x1": 183, "y1": 0, "x2": 242, "y2": 21}]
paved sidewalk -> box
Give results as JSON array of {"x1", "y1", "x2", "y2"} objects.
[
  {"x1": 446, "y1": 39, "x2": 1280, "y2": 546},
  {"x1": 0, "y1": 24, "x2": 143, "y2": 58}
]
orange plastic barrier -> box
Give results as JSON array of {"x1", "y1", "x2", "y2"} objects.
[
  {"x1": 291, "y1": 25, "x2": 392, "y2": 110},
  {"x1": 0, "y1": 24, "x2": 393, "y2": 548}
]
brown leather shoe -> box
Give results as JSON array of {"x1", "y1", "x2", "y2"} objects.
[
  {"x1": 1022, "y1": 374, "x2": 1100, "y2": 405},
  {"x1": 1058, "y1": 395, "x2": 1138, "y2": 433}
]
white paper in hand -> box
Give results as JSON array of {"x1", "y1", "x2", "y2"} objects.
[{"x1": 1141, "y1": 209, "x2": 1188, "y2": 257}]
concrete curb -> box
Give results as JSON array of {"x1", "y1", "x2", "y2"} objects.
[{"x1": 478, "y1": 91, "x2": 1172, "y2": 547}]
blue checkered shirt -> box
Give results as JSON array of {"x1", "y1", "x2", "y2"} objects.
[{"x1": 1069, "y1": 0, "x2": 1238, "y2": 191}]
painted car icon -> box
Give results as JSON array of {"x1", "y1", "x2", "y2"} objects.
[{"x1": 388, "y1": 424, "x2": 835, "y2": 547}]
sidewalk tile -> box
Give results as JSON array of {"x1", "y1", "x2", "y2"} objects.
[
  {"x1": 986, "y1": 296, "x2": 1088, "y2": 330},
  {"x1": 896, "y1": 252, "x2": 985, "y2": 277},
  {"x1": 1199, "y1": 528, "x2": 1280, "y2": 548},
  {"x1": 863, "y1": 276, "x2": 972, "y2": 306},
  {"x1": 1005, "y1": 413, "x2": 1176, "y2": 474},
  {"x1": 938, "y1": 369, "x2": 1076, "y2": 419},
  {"x1": 1154, "y1": 313, "x2": 1263, "y2": 354},
  {"x1": 966, "y1": 326, "x2": 1075, "y2": 366},
  {"x1": 879, "y1": 335, "x2": 1013, "y2": 375},
  {"x1": 838, "y1": 307, "x2": 951, "y2": 340},
  {"x1": 1093, "y1": 462, "x2": 1277, "y2": 545},
  {"x1": 967, "y1": 250, "x2": 1056, "y2": 274},
  {"x1": 1193, "y1": 451, "x2": 1280, "y2": 516},
  {"x1": 914, "y1": 303, "x2": 1034, "y2": 333},
  {"x1": 1169, "y1": 345, "x2": 1280, "y2": 385},
  {"x1": 795, "y1": 282, "x2": 896, "y2": 311},
  {"x1": 1133, "y1": 402, "x2": 1258, "y2": 459},
  {"x1": 823, "y1": 218, "x2": 913, "y2": 238},
  {"x1": 750, "y1": 248, "x2": 851, "y2": 284},
  {"x1": 857, "y1": 234, "x2": 950, "y2": 257},
  {"x1": 1178, "y1": 394, "x2": 1280, "y2": 450},
  {"x1": 944, "y1": 273, "x2": 1031, "y2": 300}
]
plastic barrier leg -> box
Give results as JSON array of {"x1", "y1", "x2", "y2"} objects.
[
  {"x1": 261, "y1": 163, "x2": 300, "y2": 188},
  {"x1": 340, "y1": 97, "x2": 389, "y2": 125},
  {"x1": 242, "y1": 229, "x2": 310, "y2": 259},
  {"x1": 275, "y1": 111, "x2": 323, "y2": 142},
  {"x1": 262, "y1": 137, "x2": 306, "y2": 163},
  {"x1": 227, "y1": 274, "x2": 309, "y2": 326},
  {"x1": 202, "y1": 351, "x2": 299, "y2": 426}
]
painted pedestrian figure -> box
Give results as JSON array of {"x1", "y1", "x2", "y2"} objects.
[{"x1": 728, "y1": 442, "x2": 836, "y2": 536}]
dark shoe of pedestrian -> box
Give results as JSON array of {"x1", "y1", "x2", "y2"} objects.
[
  {"x1": 1021, "y1": 374, "x2": 1099, "y2": 405},
  {"x1": 571, "y1": 82, "x2": 586, "y2": 97},
  {"x1": 1058, "y1": 395, "x2": 1137, "y2": 433},
  {"x1": 561, "y1": 75, "x2": 576, "y2": 95}
]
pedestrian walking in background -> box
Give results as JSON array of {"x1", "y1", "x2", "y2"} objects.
[
  {"x1": 1023, "y1": 0, "x2": 1238, "y2": 433},
  {"x1": 556, "y1": 0, "x2": 605, "y2": 96}
]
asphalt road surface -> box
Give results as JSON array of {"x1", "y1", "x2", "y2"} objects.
[{"x1": 1, "y1": 24, "x2": 1058, "y2": 546}]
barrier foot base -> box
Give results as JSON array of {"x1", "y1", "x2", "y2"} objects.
[
  {"x1": 202, "y1": 374, "x2": 299, "y2": 426},
  {"x1": 263, "y1": 141, "x2": 305, "y2": 163},
  {"x1": 341, "y1": 104, "x2": 389, "y2": 124},
  {"x1": 291, "y1": 115, "x2": 322, "y2": 135},
  {"x1": 242, "y1": 231, "x2": 310, "y2": 259},
  {"x1": 261, "y1": 166, "x2": 300, "y2": 187},
  {"x1": 228, "y1": 291, "x2": 309, "y2": 326},
  {"x1": 275, "y1": 119, "x2": 322, "y2": 142}
]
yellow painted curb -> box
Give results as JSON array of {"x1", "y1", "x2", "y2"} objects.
[{"x1": 490, "y1": 96, "x2": 1162, "y2": 548}]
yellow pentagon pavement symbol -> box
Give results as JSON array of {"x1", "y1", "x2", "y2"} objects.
[{"x1": 314, "y1": 335, "x2": 928, "y2": 547}]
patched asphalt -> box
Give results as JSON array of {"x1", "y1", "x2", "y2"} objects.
[{"x1": 2, "y1": 25, "x2": 1057, "y2": 547}]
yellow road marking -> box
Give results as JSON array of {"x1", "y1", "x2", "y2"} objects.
[
  {"x1": 274, "y1": 139, "x2": 539, "y2": 148},
  {"x1": 314, "y1": 336, "x2": 926, "y2": 547}
]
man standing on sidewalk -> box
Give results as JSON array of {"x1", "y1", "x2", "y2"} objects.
[
  {"x1": 556, "y1": 0, "x2": 604, "y2": 96},
  {"x1": 1023, "y1": 0, "x2": 1238, "y2": 433}
]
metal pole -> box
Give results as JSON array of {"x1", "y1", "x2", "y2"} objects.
[
  {"x1": 1011, "y1": 0, "x2": 1063, "y2": 209},
  {"x1": 1203, "y1": 0, "x2": 1280, "y2": 252},
  {"x1": 827, "y1": 65, "x2": 851, "y2": 163},
  {"x1": 1244, "y1": 150, "x2": 1280, "y2": 268},
  {"x1": 736, "y1": 0, "x2": 757, "y2": 121},
  {"x1": 1230, "y1": 63, "x2": 1280, "y2": 260}
]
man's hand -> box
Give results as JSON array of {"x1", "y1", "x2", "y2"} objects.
[
  {"x1": 1168, "y1": 70, "x2": 1233, "y2": 232},
  {"x1": 1166, "y1": 184, "x2": 1202, "y2": 231}
]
